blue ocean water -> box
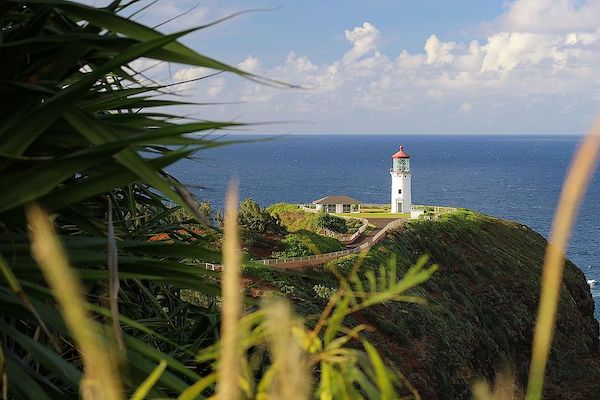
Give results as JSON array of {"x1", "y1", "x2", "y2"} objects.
[{"x1": 168, "y1": 134, "x2": 600, "y2": 318}]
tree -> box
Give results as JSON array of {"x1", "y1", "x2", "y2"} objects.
[{"x1": 238, "y1": 198, "x2": 286, "y2": 242}]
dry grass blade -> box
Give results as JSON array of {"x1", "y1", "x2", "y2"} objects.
[
  {"x1": 26, "y1": 204, "x2": 122, "y2": 400},
  {"x1": 1, "y1": 345, "x2": 6, "y2": 400},
  {"x1": 107, "y1": 199, "x2": 124, "y2": 351},
  {"x1": 263, "y1": 299, "x2": 311, "y2": 400},
  {"x1": 525, "y1": 118, "x2": 600, "y2": 399},
  {"x1": 473, "y1": 369, "x2": 520, "y2": 400},
  {"x1": 217, "y1": 181, "x2": 242, "y2": 400}
]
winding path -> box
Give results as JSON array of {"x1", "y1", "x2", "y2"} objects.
[{"x1": 257, "y1": 217, "x2": 406, "y2": 269}]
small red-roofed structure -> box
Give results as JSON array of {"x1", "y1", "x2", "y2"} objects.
[{"x1": 392, "y1": 145, "x2": 410, "y2": 159}]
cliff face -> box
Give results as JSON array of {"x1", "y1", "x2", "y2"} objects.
[
  {"x1": 245, "y1": 210, "x2": 599, "y2": 399},
  {"x1": 354, "y1": 210, "x2": 600, "y2": 399}
]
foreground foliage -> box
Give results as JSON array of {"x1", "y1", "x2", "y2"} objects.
[
  {"x1": 0, "y1": 0, "x2": 242, "y2": 397},
  {"x1": 1, "y1": 1, "x2": 597, "y2": 399},
  {"x1": 0, "y1": 1, "x2": 437, "y2": 399}
]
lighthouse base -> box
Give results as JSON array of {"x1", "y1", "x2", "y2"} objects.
[{"x1": 391, "y1": 199, "x2": 410, "y2": 213}]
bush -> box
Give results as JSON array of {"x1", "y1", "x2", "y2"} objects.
[
  {"x1": 238, "y1": 198, "x2": 286, "y2": 245},
  {"x1": 272, "y1": 234, "x2": 313, "y2": 258},
  {"x1": 345, "y1": 218, "x2": 363, "y2": 234},
  {"x1": 315, "y1": 210, "x2": 348, "y2": 233},
  {"x1": 173, "y1": 201, "x2": 214, "y2": 224},
  {"x1": 267, "y1": 203, "x2": 319, "y2": 232},
  {"x1": 272, "y1": 230, "x2": 345, "y2": 259},
  {"x1": 326, "y1": 254, "x2": 361, "y2": 276}
]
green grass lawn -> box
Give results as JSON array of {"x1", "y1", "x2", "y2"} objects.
[
  {"x1": 335, "y1": 212, "x2": 409, "y2": 219},
  {"x1": 359, "y1": 207, "x2": 391, "y2": 212}
]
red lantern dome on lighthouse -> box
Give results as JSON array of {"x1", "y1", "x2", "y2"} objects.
[{"x1": 392, "y1": 145, "x2": 410, "y2": 159}]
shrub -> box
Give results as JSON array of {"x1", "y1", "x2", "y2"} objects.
[
  {"x1": 238, "y1": 198, "x2": 286, "y2": 245},
  {"x1": 272, "y1": 234, "x2": 313, "y2": 258},
  {"x1": 313, "y1": 284, "x2": 337, "y2": 299},
  {"x1": 272, "y1": 231, "x2": 345, "y2": 259},
  {"x1": 316, "y1": 210, "x2": 348, "y2": 233},
  {"x1": 267, "y1": 203, "x2": 319, "y2": 231},
  {"x1": 173, "y1": 201, "x2": 214, "y2": 224},
  {"x1": 345, "y1": 217, "x2": 363, "y2": 234},
  {"x1": 326, "y1": 254, "x2": 361, "y2": 276}
]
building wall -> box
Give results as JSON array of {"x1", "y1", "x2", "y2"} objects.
[
  {"x1": 391, "y1": 172, "x2": 412, "y2": 213},
  {"x1": 315, "y1": 203, "x2": 356, "y2": 213}
]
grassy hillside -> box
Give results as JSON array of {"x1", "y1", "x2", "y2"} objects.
[
  {"x1": 271, "y1": 230, "x2": 345, "y2": 259},
  {"x1": 243, "y1": 210, "x2": 600, "y2": 399},
  {"x1": 267, "y1": 203, "x2": 319, "y2": 231}
]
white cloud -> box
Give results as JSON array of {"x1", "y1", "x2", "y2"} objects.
[
  {"x1": 165, "y1": 1, "x2": 600, "y2": 133},
  {"x1": 496, "y1": 0, "x2": 600, "y2": 33},
  {"x1": 342, "y1": 22, "x2": 381, "y2": 64},
  {"x1": 207, "y1": 78, "x2": 226, "y2": 97},
  {"x1": 238, "y1": 56, "x2": 260, "y2": 73},
  {"x1": 173, "y1": 67, "x2": 215, "y2": 91},
  {"x1": 424, "y1": 34, "x2": 456, "y2": 65},
  {"x1": 284, "y1": 52, "x2": 319, "y2": 74},
  {"x1": 565, "y1": 31, "x2": 600, "y2": 46},
  {"x1": 480, "y1": 32, "x2": 563, "y2": 72}
]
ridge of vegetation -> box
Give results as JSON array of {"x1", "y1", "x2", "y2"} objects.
[
  {"x1": 244, "y1": 210, "x2": 600, "y2": 399},
  {"x1": 1, "y1": 1, "x2": 598, "y2": 399}
]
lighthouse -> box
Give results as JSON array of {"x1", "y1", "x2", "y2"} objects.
[{"x1": 390, "y1": 145, "x2": 411, "y2": 213}]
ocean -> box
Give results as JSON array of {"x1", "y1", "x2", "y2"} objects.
[{"x1": 167, "y1": 134, "x2": 600, "y2": 318}]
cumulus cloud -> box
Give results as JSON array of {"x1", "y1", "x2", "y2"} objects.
[
  {"x1": 480, "y1": 32, "x2": 564, "y2": 72},
  {"x1": 424, "y1": 35, "x2": 456, "y2": 65},
  {"x1": 165, "y1": 1, "x2": 600, "y2": 133},
  {"x1": 238, "y1": 56, "x2": 260, "y2": 73},
  {"x1": 341, "y1": 22, "x2": 381, "y2": 64},
  {"x1": 496, "y1": 0, "x2": 600, "y2": 33}
]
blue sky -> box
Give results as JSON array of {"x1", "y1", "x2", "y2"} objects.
[
  {"x1": 183, "y1": 1, "x2": 506, "y2": 65},
  {"x1": 89, "y1": 0, "x2": 600, "y2": 134}
]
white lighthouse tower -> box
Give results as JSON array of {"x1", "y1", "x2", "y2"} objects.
[{"x1": 390, "y1": 145, "x2": 411, "y2": 213}]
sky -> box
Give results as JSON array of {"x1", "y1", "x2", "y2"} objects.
[{"x1": 88, "y1": 0, "x2": 600, "y2": 134}]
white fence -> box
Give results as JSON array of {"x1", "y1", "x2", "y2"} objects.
[
  {"x1": 321, "y1": 217, "x2": 369, "y2": 243},
  {"x1": 257, "y1": 217, "x2": 404, "y2": 267},
  {"x1": 299, "y1": 205, "x2": 368, "y2": 243}
]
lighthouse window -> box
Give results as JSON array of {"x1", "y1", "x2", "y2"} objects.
[{"x1": 398, "y1": 189, "x2": 402, "y2": 194}]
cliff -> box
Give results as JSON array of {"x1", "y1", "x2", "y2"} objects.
[{"x1": 244, "y1": 210, "x2": 600, "y2": 399}]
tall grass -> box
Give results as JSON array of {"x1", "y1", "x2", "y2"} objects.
[
  {"x1": 27, "y1": 204, "x2": 122, "y2": 400},
  {"x1": 1, "y1": 1, "x2": 598, "y2": 399},
  {"x1": 524, "y1": 119, "x2": 600, "y2": 399},
  {"x1": 217, "y1": 182, "x2": 242, "y2": 400},
  {"x1": 473, "y1": 118, "x2": 600, "y2": 399}
]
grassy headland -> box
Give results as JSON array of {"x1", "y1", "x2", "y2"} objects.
[{"x1": 243, "y1": 209, "x2": 600, "y2": 399}]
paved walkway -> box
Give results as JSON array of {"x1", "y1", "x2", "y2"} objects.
[
  {"x1": 258, "y1": 217, "x2": 406, "y2": 270},
  {"x1": 348, "y1": 218, "x2": 398, "y2": 248}
]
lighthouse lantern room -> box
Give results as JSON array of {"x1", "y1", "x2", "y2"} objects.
[{"x1": 390, "y1": 145, "x2": 411, "y2": 213}]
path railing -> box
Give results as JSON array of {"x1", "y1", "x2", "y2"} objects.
[
  {"x1": 299, "y1": 205, "x2": 368, "y2": 244},
  {"x1": 300, "y1": 205, "x2": 318, "y2": 213},
  {"x1": 257, "y1": 217, "x2": 405, "y2": 267},
  {"x1": 201, "y1": 205, "x2": 455, "y2": 270},
  {"x1": 322, "y1": 217, "x2": 369, "y2": 244}
]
